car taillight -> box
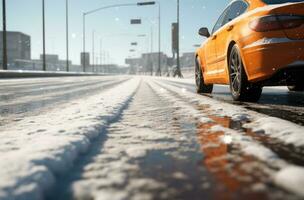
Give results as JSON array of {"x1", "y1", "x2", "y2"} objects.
[{"x1": 249, "y1": 15, "x2": 304, "y2": 32}]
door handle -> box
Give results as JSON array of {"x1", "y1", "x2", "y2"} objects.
[
  {"x1": 227, "y1": 25, "x2": 234, "y2": 31},
  {"x1": 212, "y1": 35, "x2": 217, "y2": 40}
]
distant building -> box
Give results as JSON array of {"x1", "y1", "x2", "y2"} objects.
[
  {"x1": 142, "y1": 52, "x2": 168, "y2": 75},
  {"x1": 81, "y1": 52, "x2": 90, "y2": 68},
  {"x1": 125, "y1": 58, "x2": 141, "y2": 67},
  {"x1": 40, "y1": 54, "x2": 59, "y2": 64},
  {"x1": 125, "y1": 52, "x2": 169, "y2": 75},
  {"x1": 25, "y1": 54, "x2": 71, "y2": 71},
  {"x1": 0, "y1": 31, "x2": 31, "y2": 67},
  {"x1": 180, "y1": 52, "x2": 195, "y2": 68}
]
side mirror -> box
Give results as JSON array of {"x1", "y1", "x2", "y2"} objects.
[{"x1": 198, "y1": 27, "x2": 210, "y2": 38}]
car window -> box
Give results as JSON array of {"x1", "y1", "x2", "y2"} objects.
[
  {"x1": 224, "y1": 1, "x2": 248, "y2": 25},
  {"x1": 263, "y1": 0, "x2": 304, "y2": 4},
  {"x1": 212, "y1": 7, "x2": 229, "y2": 34}
]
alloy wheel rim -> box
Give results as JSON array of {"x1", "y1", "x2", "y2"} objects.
[{"x1": 230, "y1": 49, "x2": 241, "y2": 95}]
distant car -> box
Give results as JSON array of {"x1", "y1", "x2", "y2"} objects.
[{"x1": 195, "y1": 0, "x2": 304, "y2": 102}]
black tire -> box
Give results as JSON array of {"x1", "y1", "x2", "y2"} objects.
[
  {"x1": 229, "y1": 45, "x2": 262, "y2": 102},
  {"x1": 287, "y1": 80, "x2": 304, "y2": 92},
  {"x1": 195, "y1": 57, "x2": 213, "y2": 94}
]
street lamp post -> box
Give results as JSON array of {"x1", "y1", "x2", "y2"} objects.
[
  {"x1": 42, "y1": 0, "x2": 46, "y2": 71},
  {"x1": 82, "y1": 13, "x2": 86, "y2": 72},
  {"x1": 92, "y1": 30, "x2": 95, "y2": 72},
  {"x1": 82, "y1": 2, "x2": 155, "y2": 72},
  {"x1": 66, "y1": 0, "x2": 69, "y2": 72},
  {"x1": 150, "y1": 27, "x2": 153, "y2": 53},
  {"x1": 176, "y1": 0, "x2": 183, "y2": 78},
  {"x1": 99, "y1": 37, "x2": 104, "y2": 73},
  {"x1": 156, "y1": 2, "x2": 161, "y2": 76},
  {"x1": 2, "y1": 0, "x2": 7, "y2": 70}
]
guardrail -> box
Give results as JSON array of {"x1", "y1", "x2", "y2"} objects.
[{"x1": 0, "y1": 70, "x2": 110, "y2": 78}]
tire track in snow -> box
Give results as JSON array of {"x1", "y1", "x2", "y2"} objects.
[{"x1": 0, "y1": 78, "x2": 140, "y2": 200}]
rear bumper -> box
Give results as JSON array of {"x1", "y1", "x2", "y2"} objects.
[
  {"x1": 241, "y1": 38, "x2": 304, "y2": 84},
  {"x1": 259, "y1": 65, "x2": 304, "y2": 86}
]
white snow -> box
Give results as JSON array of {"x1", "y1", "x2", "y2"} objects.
[
  {"x1": 244, "y1": 117, "x2": 304, "y2": 147},
  {"x1": 0, "y1": 78, "x2": 140, "y2": 200},
  {"x1": 275, "y1": 166, "x2": 304, "y2": 197},
  {"x1": 208, "y1": 125, "x2": 283, "y2": 165}
]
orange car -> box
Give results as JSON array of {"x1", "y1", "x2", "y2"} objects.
[{"x1": 195, "y1": 0, "x2": 304, "y2": 102}]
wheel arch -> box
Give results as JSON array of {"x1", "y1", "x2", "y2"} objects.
[{"x1": 227, "y1": 40, "x2": 249, "y2": 78}]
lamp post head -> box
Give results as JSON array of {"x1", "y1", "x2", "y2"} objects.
[
  {"x1": 137, "y1": 1, "x2": 156, "y2": 6},
  {"x1": 130, "y1": 19, "x2": 141, "y2": 25}
]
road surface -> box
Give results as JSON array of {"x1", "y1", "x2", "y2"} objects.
[
  {"x1": 0, "y1": 76, "x2": 304, "y2": 200},
  {"x1": 161, "y1": 78, "x2": 304, "y2": 126},
  {"x1": 0, "y1": 76, "x2": 130, "y2": 126}
]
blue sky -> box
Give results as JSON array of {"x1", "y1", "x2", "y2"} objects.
[{"x1": 1, "y1": 0, "x2": 230, "y2": 65}]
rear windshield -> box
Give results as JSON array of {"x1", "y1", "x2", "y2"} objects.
[{"x1": 263, "y1": 0, "x2": 304, "y2": 4}]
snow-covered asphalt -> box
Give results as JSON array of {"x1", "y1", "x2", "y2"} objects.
[
  {"x1": 0, "y1": 76, "x2": 304, "y2": 200},
  {"x1": 0, "y1": 76, "x2": 130, "y2": 126}
]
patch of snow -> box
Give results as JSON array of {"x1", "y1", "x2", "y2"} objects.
[
  {"x1": 275, "y1": 166, "x2": 304, "y2": 197},
  {"x1": 127, "y1": 178, "x2": 165, "y2": 191},
  {"x1": 94, "y1": 190, "x2": 129, "y2": 200},
  {"x1": 244, "y1": 117, "x2": 304, "y2": 147},
  {"x1": 251, "y1": 183, "x2": 267, "y2": 192},
  {"x1": 125, "y1": 147, "x2": 148, "y2": 158},
  {"x1": 172, "y1": 172, "x2": 188, "y2": 180},
  {"x1": 199, "y1": 117, "x2": 214, "y2": 123}
]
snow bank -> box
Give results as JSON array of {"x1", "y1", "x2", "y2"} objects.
[{"x1": 0, "y1": 78, "x2": 140, "y2": 200}]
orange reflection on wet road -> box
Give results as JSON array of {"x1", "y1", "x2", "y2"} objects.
[{"x1": 196, "y1": 116, "x2": 269, "y2": 200}]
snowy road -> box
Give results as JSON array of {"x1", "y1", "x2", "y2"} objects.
[
  {"x1": 0, "y1": 76, "x2": 130, "y2": 126},
  {"x1": 1, "y1": 76, "x2": 304, "y2": 200}
]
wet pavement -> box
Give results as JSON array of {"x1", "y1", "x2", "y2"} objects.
[
  {"x1": 160, "y1": 79, "x2": 304, "y2": 126},
  {"x1": 47, "y1": 79, "x2": 301, "y2": 200}
]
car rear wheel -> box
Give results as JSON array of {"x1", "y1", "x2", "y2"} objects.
[
  {"x1": 229, "y1": 45, "x2": 262, "y2": 102},
  {"x1": 195, "y1": 57, "x2": 213, "y2": 94}
]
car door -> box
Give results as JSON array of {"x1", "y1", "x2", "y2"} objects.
[
  {"x1": 204, "y1": 8, "x2": 229, "y2": 78},
  {"x1": 215, "y1": 0, "x2": 249, "y2": 82}
]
